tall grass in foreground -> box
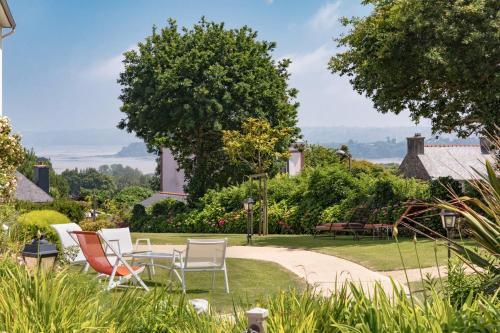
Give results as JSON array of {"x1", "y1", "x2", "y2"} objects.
[{"x1": 0, "y1": 257, "x2": 498, "y2": 332}]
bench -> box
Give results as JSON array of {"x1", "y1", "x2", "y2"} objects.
[
  {"x1": 314, "y1": 206, "x2": 393, "y2": 240},
  {"x1": 314, "y1": 222, "x2": 366, "y2": 240}
]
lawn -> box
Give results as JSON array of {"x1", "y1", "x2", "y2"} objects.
[
  {"x1": 132, "y1": 233, "x2": 472, "y2": 271},
  {"x1": 113, "y1": 257, "x2": 305, "y2": 312}
]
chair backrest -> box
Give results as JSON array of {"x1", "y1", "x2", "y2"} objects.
[
  {"x1": 51, "y1": 223, "x2": 86, "y2": 262},
  {"x1": 185, "y1": 239, "x2": 227, "y2": 269},
  {"x1": 99, "y1": 227, "x2": 134, "y2": 255},
  {"x1": 70, "y1": 231, "x2": 115, "y2": 276}
]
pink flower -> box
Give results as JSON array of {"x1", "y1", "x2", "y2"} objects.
[{"x1": 218, "y1": 219, "x2": 225, "y2": 226}]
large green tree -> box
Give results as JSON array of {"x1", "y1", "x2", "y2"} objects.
[
  {"x1": 118, "y1": 18, "x2": 299, "y2": 199},
  {"x1": 329, "y1": 0, "x2": 500, "y2": 137}
]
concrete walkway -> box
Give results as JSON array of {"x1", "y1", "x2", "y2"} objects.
[
  {"x1": 381, "y1": 266, "x2": 447, "y2": 283},
  {"x1": 140, "y1": 244, "x2": 409, "y2": 296}
]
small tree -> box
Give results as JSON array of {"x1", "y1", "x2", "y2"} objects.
[
  {"x1": 223, "y1": 117, "x2": 295, "y2": 234},
  {"x1": 0, "y1": 116, "x2": 24, "y2": 203},
  {"x1": 222, "y1": 118, "x2": 292, "y2": 175}
]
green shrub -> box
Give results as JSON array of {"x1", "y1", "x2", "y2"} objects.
[
  {"x1": 15, "y1": 199, "x2": 86, "y2": 222},
  {"x1": 15, "y1": 210, "x2": 70, "y2": 244},
  {"x1": 114, "y1": 186, "x2": 153, "y2": 208},
  {"x1": 79, "y1": 218, "x2": 116, "y2": 231},
  {"x1": 151, "y1": 198, "x2": 187, "y2": 217},
  {"x1": 129, "y1": 162, "x2": 432, "y2": 234}
]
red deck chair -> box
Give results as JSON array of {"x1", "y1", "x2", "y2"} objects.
[{"x1": 70, "y1": 231, "x2": 149, "y2": 291}]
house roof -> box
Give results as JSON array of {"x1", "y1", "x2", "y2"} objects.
[
  {"x1": 140, "y1": 192, "x2": 186, "y2": 207},
  {"x1": 417, "y1": 145, "x2": 494, "y2": 181},
  {"x1": 0, "y1": 0, "x2": 15, "y2": 29},
  {"x1": 15, "y1": 171, "x2": 53, "y2": 203}
]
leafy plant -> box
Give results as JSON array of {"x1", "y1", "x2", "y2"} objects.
[
  {"x1": 14, "y1": 210, "x2": 70, "y2": 244},
  {"x1": 223, "y1": 117, "x2": 295, "y2": 175},
  {"x1": 0, "y1": 116, "x2": 24, "y2": 203},
  {"x1": 79, "y1": 217, "x2": 116, "y2": 231},
  {"x1": 15, "y1": 199, "x2": 86, "y2": 222}
]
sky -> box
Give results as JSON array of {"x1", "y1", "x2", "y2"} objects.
[{"x1": 4, "y1": 0, "x2": 427, "y2": 133}]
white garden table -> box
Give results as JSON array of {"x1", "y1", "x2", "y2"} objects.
[{"x1": 131, "y1": 251, "x2": 174, "y2": 279}]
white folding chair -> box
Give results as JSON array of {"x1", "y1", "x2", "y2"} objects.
[
  {"x1": 51, "y1": 223, "x2": 89, "y2": 272},
  {"x1": 100, "y1": 227, "x2": 154, "y2": 275},
  {"x1": 171, "y1": 238, "x2": 229, "y2": 293}
]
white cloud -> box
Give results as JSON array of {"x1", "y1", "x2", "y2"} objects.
[
  {"x1": 84, "y1": 45, "x2": 137, "y2": 81},
  {"x1": 264, "y1": 0, "x2": 274, "y2": 4},
  {"x1": 284, "y1": 44, "x2": 419, "y2": 127},
  {"x1": 309, "y1": 1, "x2": 341, "y2": 31}
]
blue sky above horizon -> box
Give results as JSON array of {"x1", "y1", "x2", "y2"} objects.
[{"x1": 4, "y1": 0, "x2": 427, "y2": 133}]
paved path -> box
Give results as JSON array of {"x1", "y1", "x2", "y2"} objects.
[
  {"x1": 139, "y1": 244, "x2": 409, "y2": 296},
  {"x1": 381, "y1": 266, "x2": 447, "y2": 283}
]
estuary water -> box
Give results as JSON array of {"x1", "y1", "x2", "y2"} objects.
[{"x1": 35, "y1": 145, "x2": 157, "y2": 174}]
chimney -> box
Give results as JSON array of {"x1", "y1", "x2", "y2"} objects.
[
  {"x1": 407, "y1": 133, "x2": 425, "y2": 155},
  {"x1": 479, "y1": 137, "x2": 491, "y2": 154},
  {"x1": 34, "y1": 165, "x2": 50, "y2": 194}
]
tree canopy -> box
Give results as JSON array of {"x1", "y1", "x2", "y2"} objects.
[
  {"x1": 118, "y1": 18, "x2": 299, "y2": 199},
  {"x1": 329, "y1": 0, "x2": 500, "y2": 137}
]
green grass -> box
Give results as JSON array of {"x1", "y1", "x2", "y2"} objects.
[
  {"x1": 112, "y1": 258, "x2": 304, "y2": 312},
  {"x1": 132, "y1": 233, "x2": 473, "y2": 271}
]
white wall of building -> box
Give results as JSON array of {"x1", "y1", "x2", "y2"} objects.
[{"x1": 287, "y1": 150, "x2": 304, "y2": 176}]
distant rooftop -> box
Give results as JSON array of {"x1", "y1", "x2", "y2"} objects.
[
  {"x1": 419, "y1": 145, "x2": 494, "y2": 180},
  {"x1": 140, "y1": 192, "x2": 187, "y2": 207},
  {"x1": 15, "y1": 172, "x2": 53, "y2": 203},
  {"x1": 399, "y1": 135, "x2": 495, "y2": 181}
]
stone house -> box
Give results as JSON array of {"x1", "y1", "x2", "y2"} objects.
[{"x1": 399, "y1": 133, "x2": 495, "y2": 182}]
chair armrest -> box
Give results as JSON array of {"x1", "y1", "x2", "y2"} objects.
[
  {"x1": 134, "y1": 238, "x2": 152, "y2": 251},
  {"x1": 172, "y1": 249, "x2": 184, "y2": 268}
]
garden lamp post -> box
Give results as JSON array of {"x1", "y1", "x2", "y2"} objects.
[
  {"x1": 21, "y1": 234, "x2": 58, "y2": 272},
  {"x1": 336, "y1": 149, "x2": 352, "y2": 172},
  {"x1": 243, "y1": 197, "x2": 254, "y2": 245},
  {"x1": 439, "y1": 209, "x2": 458, "y2": 261}
]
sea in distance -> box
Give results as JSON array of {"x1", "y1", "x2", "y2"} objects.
[{"x1": 36, "y1": 145, "x2": 157, "y2": 174}]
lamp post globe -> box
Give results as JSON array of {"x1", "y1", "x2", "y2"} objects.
[
  {"x1": 243, "y1": 197, "x2": 255, "y2": 245},
  {"x1": 440, "y1": 209, "x2": 457, "y2": 229},
  {"x1": 439, "y1": 209, "x2": 458, "y2": 262},
  {"x1": 243, "y1": 197, "x2": 254, "y2": 212}
]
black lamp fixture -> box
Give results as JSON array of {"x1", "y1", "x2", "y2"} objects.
[
  {"x1": 439, "y1": 209, "x2": 458, "y2": 261},
  {"x1": 22, "y1": 234, "x2": 58, "y2": 272},
  {"x1": 439, "y1": 209, "x2": 457, "y2": 230},
  {"x1": 243, "y1": 197, "x2": 254, "y2": 245}
]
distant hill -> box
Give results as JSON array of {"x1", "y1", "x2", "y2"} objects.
[
  {"x1": 300, "y1": 126, "x2": 474, "y2": 144},
  {"x1": 323, "y1": 137, "x2": 479, "y2": 159},
  {"x1": 115, "y1": 142, "x2": 153, "y2": 157}
]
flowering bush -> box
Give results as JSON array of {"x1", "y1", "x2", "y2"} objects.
[{"x1": 0, "y1": 116, "x2": 24, "y2": 203}]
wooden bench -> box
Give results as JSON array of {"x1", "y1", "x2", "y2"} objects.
[
  {"x1": 314, "y1": 222, "x2": 366, "y2": 240},
  {"x1": 313, "y1": 206, "x2": 393, "y2": 240}
]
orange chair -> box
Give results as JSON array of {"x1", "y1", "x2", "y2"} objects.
[{"x1": 70, "y1": 231, "x2": 149, "y2": 291}]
